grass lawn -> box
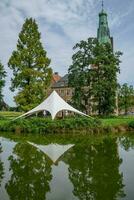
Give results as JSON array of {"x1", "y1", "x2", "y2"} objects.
[
  {"x1": 0, "y1": 111, "x2": 23, "y2": 120},
  {"x1": 101, "y1": 116, "x2": 134, "y2": 127}
]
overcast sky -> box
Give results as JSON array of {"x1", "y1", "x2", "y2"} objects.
[{"x1": 0, "y1": 0, "x2": 134, "y2": 106}]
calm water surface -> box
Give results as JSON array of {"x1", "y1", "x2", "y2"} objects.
[{"x1": 0, "y1": 134, "x2": 134, "y2": 200}]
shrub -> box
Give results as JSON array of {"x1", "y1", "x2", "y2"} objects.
[
  {"x1": 0, "y1": 116, "x2": 102, "y2": 134},
  {"x1": 128, "y1": 121, "x2": 134, "y2": 129}
]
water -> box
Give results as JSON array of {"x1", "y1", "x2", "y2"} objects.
[{"x1": 0, "y1": 134, "x2": 134, "y2": 200}]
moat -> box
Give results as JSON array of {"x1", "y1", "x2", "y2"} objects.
[{"x1": 0, "y1": 133, "x2": 134, "y2": 200}]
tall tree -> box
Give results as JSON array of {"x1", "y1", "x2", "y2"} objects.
[
  {"x1": 68, "y1": 38, "x2": 96, "y2": 112},
  {"x1": 68, "y1": 38, "x2": 122, "y2": 116},
  {"x1": 8, "y1": 18, "x2": 52, "y2": 111},
  {"x1": 0, "y1": 61, "x2": 6, "y2": 110},
  {"x1": 91, "y1": 42, "x2": 122, "y2": 115},
  {"x1": 118, "y1": 83, "x2": 134, "y2": 115}
]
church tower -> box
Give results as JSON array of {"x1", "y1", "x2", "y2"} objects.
[{"x1": 97, "y1": 1, "x2": 113, "y2": 47}]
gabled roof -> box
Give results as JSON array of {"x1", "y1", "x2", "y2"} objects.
[
  {"x1": 52, "y1": 74, "x2": 69, "y2": 88},
  {"x1": 51, "y1": 72, "x2": 61, "y2": 84}
]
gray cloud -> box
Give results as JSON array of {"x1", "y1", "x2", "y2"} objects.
[{"x1": 0, "y1": 0, "x2": 133, "y2": 106}]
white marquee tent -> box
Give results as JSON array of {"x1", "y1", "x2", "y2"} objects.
[{"x1": 15, "y1": 90, "x2": 90, "y2": 120}]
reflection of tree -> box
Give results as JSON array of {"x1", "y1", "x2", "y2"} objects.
[
  {"x1": 6, "y1": 143, "x2": 52, "y2": 200},
  {"x1": 64, "y1": 137, "x2": 125, "y2": 200},
  {"x1": 119, "y1": 136, "x2": 134, "y2": 151},
  {"x1": 0, "y1": 142, "x2": 4, "y2": 186}
]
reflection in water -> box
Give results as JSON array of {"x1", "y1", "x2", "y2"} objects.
[
  {"x1": 1, "y1": 135, "x2": 134, "y2": 199},
  {"x1": 28, "y1": 142, "x2": 74, "y2": 164},
  {"x1": 119, "y1": 136, "x2": 134, "y2": 151},
  {"x1": 63, "y1": 137, "x2": 126, "y2": 200},
  {"x1": 5, "y1": 143, "x2": 52, "y2": 200},
  {"x1": 0, "y1": 142, "x2": 4, "y2": 186}
]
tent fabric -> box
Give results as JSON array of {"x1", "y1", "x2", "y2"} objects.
[{"x1": 15, "y1": 90, "x2": 90, "y2": 120}]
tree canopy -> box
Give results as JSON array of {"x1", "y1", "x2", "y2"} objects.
[
  {"x1": 118, "y1": 83, "x2": 134, "y2": 114},
  {"x1": 8, "y1": 18, "x2": 52, "y2": 111},
  {"x1": 0, "y1": 61, "x2": 6, "y2": 110},
  {"x1": 68, "y1": 38, "x2": 122, "y2": 116}
]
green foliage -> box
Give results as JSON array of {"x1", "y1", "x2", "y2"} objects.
[
  {"x1": 8, "y1": 18, "x2": 52, "y2": 111},
  {"x1": 68, "y1": 38, "x2": 122, "y2": 116},
  {"x1": 68, "y1": 38, "x2": 96, "y2": 111},
  {"x1": 0, "y1": 61, "x2": 6, "y2": 110},
  {"x1": 118, "y1": 83, "x2": 134, "y2": 114},
  {"x1": 91, "y1": 43, "x2": 122, "y2": 115},
  {"x1": 101, "y1": 116, "x2": 134, "y2": 126},
  {"x1": 128, "y1": 121, "x2": 134, "y2": 129},
  {"x1": 0, "y1": 117, "x2": 101, "y2": 134},
  {"x1": 1, "y1": 114, "x2": 134, "y2": 134},
  {"x1": 0, "y1": 115, "x2": 6, "y2": 120}
]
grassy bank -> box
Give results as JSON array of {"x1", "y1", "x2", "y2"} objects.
[
  {"x1": 101, "y1": 116, "x2": 134, "y2": 134},
  {"x1": 0, "y1": 117, "x2": 102, "y2": 134},
  {"x1": 0, "y1": 112, "x2": 134, "y2": 134},
  {"x1": 101, "y1": 116, "x2": 134, "y2": 126}
]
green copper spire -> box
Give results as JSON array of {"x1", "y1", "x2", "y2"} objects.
[
  {"x1": 97, "y1": 1, "x2": 111, "y2": 45},
  {"x1": 102, "y1": 0, "x2": 104, "y2": 11}
]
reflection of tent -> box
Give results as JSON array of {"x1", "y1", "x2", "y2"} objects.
[
  {"x1": 15, "y1": 90, "x2": 90, "y2": 120},
  {"x1": 28, "y1": 142, "x2": 74, "y2": 164}
]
